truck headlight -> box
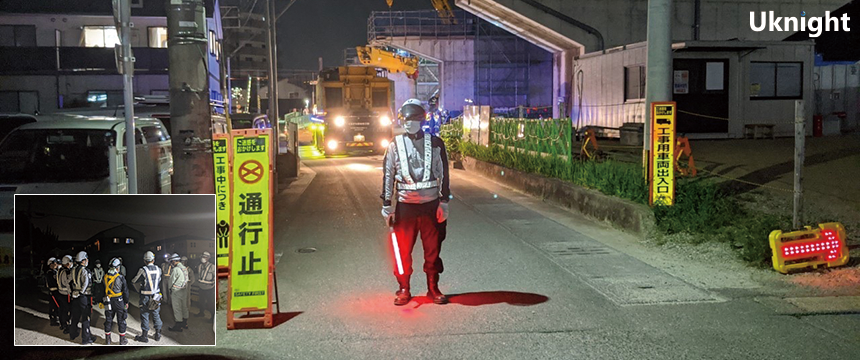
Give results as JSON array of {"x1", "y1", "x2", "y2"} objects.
[
  {"x1": 335, "y1": 116, "x2": 345, "y2": 127},
  {"x1": 379, "y1": 115, "x2": 391, "y2": 126},
  {"x1": 327, "y1": 140, "x2": 338, "y2": 150}
]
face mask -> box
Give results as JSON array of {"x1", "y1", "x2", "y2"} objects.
[
  {"x1": 96, "y1": 264, "x2": 101, "y2": 268},
  {"x1": 201, "y1": 258, "x2": 208, "y2": 263},
  {"x1": 405, "y1": 120, "x2": 422, "y2": 134}
]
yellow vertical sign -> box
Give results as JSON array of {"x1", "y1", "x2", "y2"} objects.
[
  {"x1": 229, "y1": 129, "x2": 272, "y2": 312},
  {"x1": 650, "y1": 102, "x2": 676, "y2": 206},
  {"x1": 213, "y1": 134, "x2": 231, "y2": 270}
]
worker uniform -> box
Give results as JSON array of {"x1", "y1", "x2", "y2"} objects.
[
  {"x1": 92, "y1": 263, "x2": 105, "y2": 305},
  {"x1": 161, "y1": 261, "x2": 172, "y2": 304},
  {"x1": 56, "y1": 264, "x2": 73, "y2": 332},
  {"x1": 103, "y1": 267, "x2": 129, "y2": 345},
  {"x1": 45, "y1": 266, "x2": 60, "y2": 326},
  {"x1": 184, "y1": 260, "x2": 195, "y2": 319},
  {"x1": 196, "y1": 260, "x2": 216, "y2": 320},
  {"x1": 381, "y1": 124, "x2": 451, "y2": 304},
  {"x1": 168, "y1": 261, "x2": 188, "y2": 330},
  {"x1": 69, "y1": 263, "x2": 93, "y2": 344},
  {"x1": 132, "y1": 263, "x2": 163, "y2": 342}
]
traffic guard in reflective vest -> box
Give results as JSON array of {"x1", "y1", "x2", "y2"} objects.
[
  {"x1": 69, "y1": 251, "x2": 94, "y2": 344},
  {"x1": 133, "y1": 251, "x2": 163, "y2": 343},
  {"x1": 103, "y1": 257, "x2": 129, "y2": 345},
  {"x1": 381, "y1": 99, "x2": 451, "y2": 306}
]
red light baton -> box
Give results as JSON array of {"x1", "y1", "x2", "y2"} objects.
[
  {"x1": 50, "y1": 295, "x2": 59, "y2": 308},
  {"x1": 390, "y1": 227, "x2": 404, "y2": 276}
]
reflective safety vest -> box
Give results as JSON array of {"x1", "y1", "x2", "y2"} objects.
[
  {"x1": 46, "y1": 269, "x2": 58, "y2": 291},
  {"x1": 57, "y1": 267, "x2": 72, "y2": 295},
  {"x1": 140, "y1": 264, "x2": 162, "y2": 295},
  {"x1": 394, "y1": 134, "x2": 438, "y2": 190},
  {"x1": 71, "y1": 265, "x2": 92, "y2": 295},
  {"x1": 197, "y1": 262, "x2": 216, "y2": 289},
  {"x1": 105, "y1": 272, "x2": 123, "y2": 298}
]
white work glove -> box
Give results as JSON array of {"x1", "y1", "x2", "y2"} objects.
[
  {"x1": 436, "y1": 202, "x2": 449, "y2": 223},
  {"x1": 381, "y1": 205, "x2": 395, "y2": 225}
]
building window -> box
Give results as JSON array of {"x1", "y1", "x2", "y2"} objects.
[
  {"x1": 750, "y1": 62, "x2": 802, "y2": 99},
  {"x1": 191, "y1": 242, "x2": 196, "y2": 248},
  {"x1": 624, "y1": 65, "x2": 646, "y2": 101},
  {"x1": 131, "y1": 0, "x2": 144, "y2": 8},
  {"x1": 148, "y1": 27, "x2": 168, "y2": 48},
  {"x1": 113, "y1": 238, "x2": 120, "y2": 244},
  {"x1": 0, "y1": 25, "x2": 36, "y2": 47},
  {"x1": 0, "y1": 91, "x2": 39, "y2": 114},
  {"x1": 83, "y1": 26, "x2": 120, "y2": 48},
  {"x1": 208, "y1": 31, "x2": 216, "y2": 55},
  {"x1": 126, "y1": 238, "x2": 134, "y2": 244}
]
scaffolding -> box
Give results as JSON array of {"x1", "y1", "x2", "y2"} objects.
[{"x1": 367, "y1": 10, "x2": 552, "y2": 115}]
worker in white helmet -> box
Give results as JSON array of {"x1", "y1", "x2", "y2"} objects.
[
  {"x1": 167, "y1": 253, "x2": 189, "y2": 332},
  {"x1": 194, "y1": 251, "x2": 216, "y2": 321},
  {"x1": 132, "y1": 251, "x2": 163, "y2": 343},
  {"x1": 44, "y1": 257, "x2": 60, "y2": 327},
  {"x1": 57, "y1": 255, "x2": 74, "y2": 333},
  {"x1": 69, "y1": 251, "x2": 94, "y2": 345},
  {"x1": 103, "y1": 257, "x2": 129, "y2": 345},
  {"x1": 381, "y1": 99, "x2": 451, "y2": 306}
]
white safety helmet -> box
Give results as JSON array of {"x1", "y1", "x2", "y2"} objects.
[
  {"x1": 181, "y1": 256, "x2": 188, "y2": 262},
  {"x1": 47, "y1": 257, "x2": 56, "y2": 266},
  {"x1": 202, "y1": 251, "x2": 211, "y2": 259},
  {"x1": 402, "y1": 98, "x2": 422, "y2": 107},
  {"x1": 170, "y1": 253, "x2": 181, "y2": 262},
  {"x1": 62, "y1": 255, "x2": 73, "y2": 265},
  {"x1": 109, "y1": 257, "x2": 121, "y2": 268},
  {"x1": 75, "y1": 251, "x2": 88, "y2": 263},
  {"x1": 143, "y1": 251, "x2": 155, "y2": 262}
]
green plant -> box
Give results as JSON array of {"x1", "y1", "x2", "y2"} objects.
[{"x1": 452, "y1": 140, "x2": 781, "y2": 266}]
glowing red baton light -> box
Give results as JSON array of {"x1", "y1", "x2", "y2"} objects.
[{"x1": 390, "y1": 227, "x2": 404, "y2": 275}]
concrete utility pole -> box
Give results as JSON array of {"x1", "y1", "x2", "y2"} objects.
[
  {"x1": 114, "y1": 0, "x2": 138, "y2": 193},
  {"x1": 167, "y1": 0, "x2": 214, "y2": 194},
  {"x1": 793, "y1": 100, "x2": 805, "y2": 228},
  {"x1": 266, "y1": 0, "x2": 279, "y2": 171},
  {"x1": 643, "y1": 0, "x2": 673, "y2": 172}
]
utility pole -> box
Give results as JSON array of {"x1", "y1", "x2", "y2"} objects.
[
  {"x1": 113, "y1": 0, "x2": 138, "y2": 193},
  {"x1": 266, "y1": 0, "x2": 279, "y2": 171},
  {"x1": 643, "y1": 0, "x2": 673, "y2": 174},
  {"x1": 793, "y1": 100, "x2": 805, "y2": 228},
  {"x1": 167, "y1": 0, "x2": 214, "y2": 194}
]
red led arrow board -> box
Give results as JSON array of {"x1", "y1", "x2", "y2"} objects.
[{"x1": 769, "y1": 222, "x2": 849, "y2": 274}]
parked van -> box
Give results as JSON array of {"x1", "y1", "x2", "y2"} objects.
[{"x1": 0, "y1": 115, "x2": 173, "y2": 200}]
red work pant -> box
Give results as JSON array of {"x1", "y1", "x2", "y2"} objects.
[{"x1": 392, "y1": 202, "x2": 445, "y2": 277}]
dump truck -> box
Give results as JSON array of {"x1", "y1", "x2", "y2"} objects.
[{"x1": 314, "y1": 66, "x2": 394, "y2": 156}]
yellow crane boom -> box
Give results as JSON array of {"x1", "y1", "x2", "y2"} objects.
[{"x1": 356, "y1": 46, "x2": 420, "y2": 79}]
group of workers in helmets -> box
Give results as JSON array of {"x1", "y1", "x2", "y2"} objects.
[{"x1": 43, "y1": 249, "x2": 217, "y2": 345}]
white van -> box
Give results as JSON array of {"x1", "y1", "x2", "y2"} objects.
[{"x1": 0, "y1": 115, "x2": 173, "y2": 206}]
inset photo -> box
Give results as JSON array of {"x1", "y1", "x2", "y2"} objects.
[{"x1": 14, "y1": 194, "x2": 216, "y2": 346}]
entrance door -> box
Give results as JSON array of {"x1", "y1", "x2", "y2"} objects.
[{"x1": 672, "y1": 59, "x2": 729, "y2": 134}]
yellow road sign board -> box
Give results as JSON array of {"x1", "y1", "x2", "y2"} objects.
[
  {"x1": 213, "y1": 134, "x2": 232, "y2": 270},
  {"x1": 769, "y1": 222, "x2": 849, "y2": 274},
  {"x1": 650, "y1": 102, "x2": 676, "y2": 206},
  {"x1": 228, "y1": 129, "x2": 273, "y2": 315}
]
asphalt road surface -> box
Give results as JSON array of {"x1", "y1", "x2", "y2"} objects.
[{"x1": 12, "y1": 151, "x2": 860, "y2": 359}]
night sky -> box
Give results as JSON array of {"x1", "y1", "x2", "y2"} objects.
[
  {"x1": 16, "y1": 195, "x2": 215, "y2": 243},
  {"x1": 276, "y1": 0, "x2": 432, "y2": 70}
]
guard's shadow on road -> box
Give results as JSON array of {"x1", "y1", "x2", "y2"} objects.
[
  {"x1": 231, "y1": 311, "x2": 303, "y2": 330},
  {"x1": 411, "y1": 291, "x2": 549, "y2": 308}
]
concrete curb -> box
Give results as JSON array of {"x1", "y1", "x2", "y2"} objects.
[{"x1": 461, "y1": 156, "x2": 655, "y2": 237}]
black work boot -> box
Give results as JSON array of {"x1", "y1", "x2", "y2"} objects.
[
  {"x1": 168, "y1": 322, "x2": 184, "y2": 332},
  {"x1": 105, "y1": 334, "x2": 112, "y2": 345},
  {"x1": 154, "y1": 329, "x2": 162, "y2": 341},
  {"x1": 134, "y1": 331, "x2": 148, "y2": 343},
  {"x1": 393, "y1": 275, "x2": 411, "y2": 306},
  {"x1": 182, "y1": 319, "x2": 189, "y2": 329},
  {"x1": 119, "y1": 334, "x2": 128, "y2": 345},
  {"x1": 426, "y1": 273, "x2": 449, "y2": 305}
]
